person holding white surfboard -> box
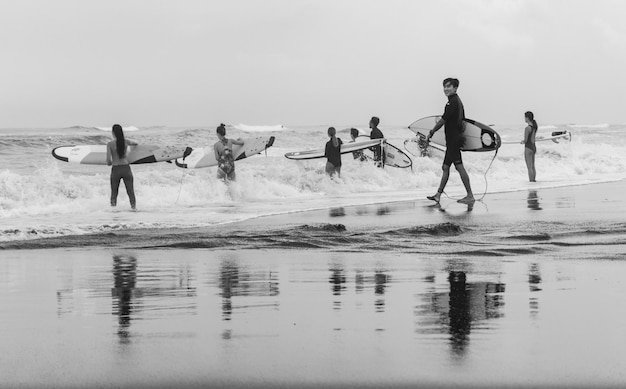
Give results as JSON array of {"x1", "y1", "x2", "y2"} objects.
[
  {"x1": 214, "y1": 123, "x2": 244, "y2": 181},
  {"x1": 369, "y1": 116, "x2": 385, "y2": 167},
  {"x1": 426, "y1": 78, "x2": 474, "y2": 204},
  {"x1": 106, "y1": 124, "x2": 138, "y2": 210},
  {"x1": 324, "y1": 127, "x2": 343, "y2": 177},
  {"x1": 522, "y1": 111, "x2": 538, "y2": 182}
]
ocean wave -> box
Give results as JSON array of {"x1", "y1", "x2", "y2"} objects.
[
  {"x1": 388, "y1": 222, "x2": 463, "y2": 236},
  {"x1": 567, "y1": 123, "x2": 610, "y2": 129},
  {"x1": 232, "y1": 124, "x2": 286, "y2": 132}
]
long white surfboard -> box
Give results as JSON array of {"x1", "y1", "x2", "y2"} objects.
[
  {"x1": 95, "y1": 126, "x2": 139, "y2": 132},
  {"x1": 501, "y1": 130, "x2": 572, "y2": 145},
  {"x1": 408, "y1": 116, "x2": 501, "y2": 152},
  {"x1": 284, "y1": 138, "x2": 385, "y2": 160},
  {"x1": 52, "y1": 144, "x2": 192, "y2": 165},
  {"x1": 175, "y1": 136, "x2": 275, "y2": 169}
]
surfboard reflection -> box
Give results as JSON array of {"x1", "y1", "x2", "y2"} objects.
[
  {"x1": 329, "y1": 264, "x2": 391, "y2": 313},
  {"x1": 218, "y1": 255, "x2": 280, "y2": 322},
  {"x1": 416, "y1": 271, "x2": 505, "y2": 360},
  {"x1": 111, "y1": 253, "x2": 198, "y2": 346}
]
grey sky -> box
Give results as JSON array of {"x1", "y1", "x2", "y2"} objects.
[{"x1": 1, "y1": 0, "x2": 625, "y2": 127}]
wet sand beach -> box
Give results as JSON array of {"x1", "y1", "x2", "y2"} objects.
[{"x1": 2, "y1": 181, "x2": 626, "y2": 388}]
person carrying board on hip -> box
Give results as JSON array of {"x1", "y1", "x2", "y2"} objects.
[{"x1": 426, "y1": 78, "x2": 474, "y2": 204}]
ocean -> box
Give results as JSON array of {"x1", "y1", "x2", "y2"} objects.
[{"x1": 1, "y1": 121, "x2": 625, "y2": 247}]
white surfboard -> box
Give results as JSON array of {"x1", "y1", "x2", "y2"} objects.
[
  {"x1": 501, "y1": 130, "x2": 572, "y2": 145},
  {"x1": 52, "y1": 144, "x2": 192, "y2": 165},
  {"x1": 95, "y1": 126, "x2": 139, "y2": 132},
  {"x1": 355, "y1": 136, "x2": 412, "y2": 168},
  {"x1": 408, "y1": 116, "x2": 501, "y2": 152},
  {"x1": 175, "y1": 136, "x2": 275, "y2": 169},
  {"x1": 404, "y1": 137, "x2": 446, "y2": 157},
  {"x1": 284, "y1": 138, "x2": 384, "y2": 160}
]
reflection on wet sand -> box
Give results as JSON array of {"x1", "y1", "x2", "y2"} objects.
[
  {"x1": 329, "y1": 265, "x2": 391, "y2": 313},
  {"x1": 329, "y1": 207, "x2": 345, "y2": 217},
  {"x1": 529, "y1": 263, "x2": 542, "y2": 319},
  {"x1": 417, "y1": 271, "x2": 505, "y2": 360},
  {"x1": 110, "y1": 253, "x2": 199, "y2": 345},
  {"x1": 218, "y1": 255, "x2": 279, "y2": 321},
  {"x1": 527, "y1": 190, "x2": 542, "y2": 210},
  {"x1": 112, "y1": 254, "x2": 137, "y2": 343}
]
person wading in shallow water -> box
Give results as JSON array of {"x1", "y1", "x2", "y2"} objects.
[
  {"x1": 426, "y1": 78, "x2": 474, "y2": 204},
  {"x1": 106, "y1": 124, "x2": 137, "y2": 210},
  {"x1": 522, "y1": 111, "x2": 538, "y2": 182},
  {"x1": 213, "y1": 123, "x2": 244, "y2": 182},
  {"x1": 324, "y1": 126, "x2": 343, "y2": 178}
]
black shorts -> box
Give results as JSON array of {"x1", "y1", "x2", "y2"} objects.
[{"x1": 443, "y1": 142, "x2": 462, "y2": 166}]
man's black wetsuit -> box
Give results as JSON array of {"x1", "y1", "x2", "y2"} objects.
[{"x1": 442, "y1": 93, "x2": 465, "y2": 166}]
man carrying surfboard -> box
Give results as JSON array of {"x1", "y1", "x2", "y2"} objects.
[{"x1": 426, "y1": 78, "x2": 474, "y2": 204}]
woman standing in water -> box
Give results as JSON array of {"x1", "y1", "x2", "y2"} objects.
[
  {"x1": 214, "y1": 123, "x2": 244, "y2": 181},
  {"x1": 324, "y1": 127, "x2": 342, "y2": 177},
  {"x1": 106, "y1": 124, "x2": 137, "y2": 210},
  {"x1": 522, "y1": 111, "x2": 538, "y2": 182}
]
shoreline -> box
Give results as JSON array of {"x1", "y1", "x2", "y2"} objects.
[{"x1": 2, "y1": 178, "x2": 625, "y2": 251}]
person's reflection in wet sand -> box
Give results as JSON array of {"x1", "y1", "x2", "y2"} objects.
[
  {"x1": 219, "y1": 259, "x2": 240, "y2": 321},
  {"x1": 528, "y1": 263, "x2": 542, "y2": 319},
  {"x1": 527, "y1": 190, "x2": 542, "y2": 210},
  {"x1": 416, "y1": 270, "x2": 506, "y2": 361},
  {"x1": 374, "y1": 271, "x2": 390, "y2": 313},
  {"x1": 448, "y1": 271, "x2": 471, "y2": 358},
  {"x1": 112, "y1": 253, "x2": 138, "y2": 345},
  {"x1": 329, "y1": 266, "x2": 346, "y2": 310}
]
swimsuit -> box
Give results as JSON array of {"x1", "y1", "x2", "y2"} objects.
[
  {"x1": 325, "y1": 138, "x2": 343, "y2": 167},
  {"x1": 442, "y1": 93, "x2": 465, "y2": 166},
  {"x1": 218, "y1": 139, "x2": 235, "y2": 175},
  {"x1": 525, "y1": 126, "x2": 537, "y2": 153}
]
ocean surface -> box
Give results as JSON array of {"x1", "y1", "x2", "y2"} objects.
[{"x1": 1, "y1": 121, "x2": 626, "y2": 246}]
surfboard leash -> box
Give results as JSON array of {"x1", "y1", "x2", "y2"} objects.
[
  {"x1": 441, "y1": 148, "x2": 499, "y2": 202},
  {"x1": 174, "y1": 170, "x2": 187, "y2": 205}
]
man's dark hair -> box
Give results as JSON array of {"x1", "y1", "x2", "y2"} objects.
[
  {"x1": 443, "y1": 78, "x2": 459, "y2": 88},
  {"x1": 370, "y1": 116, "x2": 380, "y2": 126}
]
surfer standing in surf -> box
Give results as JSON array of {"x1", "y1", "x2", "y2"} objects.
[
  {"x1": 214, "y1": 123, "x2": 244, "y2": 181},
  {"x1": 106, "y1": 124, "x2": 138, "y2": 210},
  {"x1": 324, "y1": 127, "x2": 343, "y2": 178},
  {"x1": 522, "y1": 111, "x2": 538, "y2": 182},
  {"x1": 426, "y1": 78, "x2": 474, "y2": 204}
]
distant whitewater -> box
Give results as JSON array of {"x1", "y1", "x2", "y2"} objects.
[
  {"x1": 232, "y1": 123, "x2": 286, "y2": 132},
  {"x1": 1, "y1": 122, "x2": 626, "y2": 242}
]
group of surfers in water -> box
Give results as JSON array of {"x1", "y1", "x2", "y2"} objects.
[
  {"x1": 105, "y1": 77, "x2": 539, "y2": 210},
  {"x1": 323, "y1": 77, "x2": 539, "y2": 205}
]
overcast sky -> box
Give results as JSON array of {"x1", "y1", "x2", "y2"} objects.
[{"x1": 1, "y1": 0, "x2": 625, "y2": 128}]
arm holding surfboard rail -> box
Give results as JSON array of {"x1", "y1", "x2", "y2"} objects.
[{"x1": 426, "y1": 118, "x2": 445, "y2": 143}]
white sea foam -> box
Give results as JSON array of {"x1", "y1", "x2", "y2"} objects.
[{"x1": 567, "y1": 123, "x2": 610, "y2": 129}]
